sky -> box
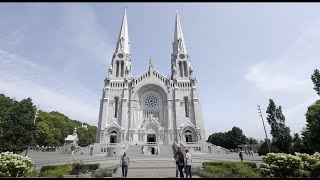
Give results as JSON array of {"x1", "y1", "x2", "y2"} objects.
[{"x1": 0, "y1": 3, "x2": 320, "y2": 141}]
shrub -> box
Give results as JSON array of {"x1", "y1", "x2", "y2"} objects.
[
  {"x1": 201, "y1": 161, "x2": 261, "y2": 178},
  {"x1": 25, "y1": 170, "x2": 39, "y2": 177},
  {"x1": 70, "y1": 160, "x2": 87, "y2": 175},
  {"x1": 92, "y1": 168, "x2": 112, "y2": 178},
  {"x1": 0, "y1": 151, "x2": 34, "y2": 177},
  {"x1": 259, "y1": 152, "x2": 320, "y2": 177},
  {"x1": 39, "y1": 164, "x2": 72, "y2": 178},
  {"x1": 39, "y1": 163, "x2": 99, "y2": 178},
  {"x1": 83, "y1": 163, "x2": 100, "y2": 172},
  {"x1": 259, "y1": 153, "x2": 303, "y2": 177}
]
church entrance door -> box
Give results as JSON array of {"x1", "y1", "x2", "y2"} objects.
[
  {"x1": 185, "y1": 135, "x2": 192, "y2": 142},
  {"x1": 110, "y1": 135, "x2": 117, "y2": 143},
  {"x1": 147, "y1": 134, "x2": 156, "y2": 142}
]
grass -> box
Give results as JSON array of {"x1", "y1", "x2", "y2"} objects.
[{"x1": 199, "y1": 161, "x2": 262, "y2": 178}]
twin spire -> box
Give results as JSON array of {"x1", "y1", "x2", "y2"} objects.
[
  {"x1": 114, "y1": 9, "x2": 187, "y2": 56},
  {"x1": 115, "y1": 9, "x2": 130, "y2": 54},
  {"x1": 173, "y1": 10, "x2": 187, "y2": 54}
]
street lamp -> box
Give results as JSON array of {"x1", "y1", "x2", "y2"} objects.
[
  {"x1": 257, "y1": 105, "x2": 271, "y2": 153},
  {"x1": 25, "y1": 106, "x2": 39, "y2": 156}
]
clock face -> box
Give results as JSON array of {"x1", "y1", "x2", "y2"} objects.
[
  {"x1": 117, "y1": 53, "x2": 124, "y2": 59},
  {"x1": 179, "y1": 54, "x2": 185, "y2": 59}
]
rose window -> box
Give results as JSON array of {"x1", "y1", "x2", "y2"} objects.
[{"x1": 144, "y1": 94, "x2": 159, "y2": 108}]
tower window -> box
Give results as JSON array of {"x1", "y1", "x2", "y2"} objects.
[
  {"x1": 116, "y1": 61, "x2": 120, "y2": 77},
  {"x1": 184, "y1": 61, "x2": 188, "y2": 77},
  {"x1": 179, "y1": 61, "x2": 183, "y2": 77},
  {"x1": 120, "y1": 61, "x2": 124, "y2": 77},
  {"x1": 114, "y1": 97, "x2": 119, "y2": 118},
  {"x1": 184, "y1": 97, "x2": 189, "y2": 118}
]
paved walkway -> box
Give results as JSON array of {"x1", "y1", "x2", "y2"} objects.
[{"x1": 24, "y1": 151, "x2": 262, "y2": 178}]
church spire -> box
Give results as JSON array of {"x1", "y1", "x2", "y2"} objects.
[
  {"x1": 173, "y1": 10, "x2": 187, "y2": 54},
  {"x1": 115, "y1": 9, "x2": 130, "y2": 54}
]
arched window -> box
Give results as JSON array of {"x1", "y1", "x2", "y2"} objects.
[
  {"x1": 179, "y1": 61, "x2": 183, "y2": 77},
  {"x1": 116, "y1": 61, "x2": 119, "y2": 77},
  {"x1": 184, "y1": 61, "x2": 188, "y2": 77},
  {"x1": 120, "y1": 61, "x2": 124, "y2": 77},
  {"x1": 114, "y1": 97, "x2": 119, "y2": 118},
  {"x1": 184, "y1": 97, "x2": 189, "y2": 117}
]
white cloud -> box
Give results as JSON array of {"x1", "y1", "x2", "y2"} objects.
[
  {"x1": 244, "y1": 21, "x2": 320, "y2": 135},
  {"x1": 0, "y1": 49, "x2": 100, "y2": 125}
]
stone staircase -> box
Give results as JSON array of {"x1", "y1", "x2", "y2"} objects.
[
  {"x1": 126, "y1": 145, "x2": 145, "y2": 157},
  {"x1": 157, "y1": 144, "x2": 175, "y2": 158}
]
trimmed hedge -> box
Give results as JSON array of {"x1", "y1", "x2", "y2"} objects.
[
  {"x1": 203, "y1": 161, "x2": 257, "y2": 169},
  {"x1": 39, "y1": 163, "x2": 100, "y2": 178},
  {"x1": 201, "y1": 161, "x2": 261, "y2": 178}
]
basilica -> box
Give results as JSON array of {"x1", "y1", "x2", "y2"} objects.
[{"x1": 95, "y1": 9, "x2": 206, "y2": 147}]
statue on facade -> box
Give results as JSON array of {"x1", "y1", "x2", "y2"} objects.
[{"x1": 120, "y1": 37, "x2": 124, "y2": 51}]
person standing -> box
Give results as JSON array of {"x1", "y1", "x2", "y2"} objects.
[
  {"x1": 120, "y1": 152, "x2": 129, "y2": 178},
  {"x1": 239, "y1": 151, "x2": 243, "y2": 162},
  {"x1": 174, "y1": 147, "x2": 185, "y2": 178},
  {"x1": 184, "y1": 149, "x2": 192, "y2": 178}
]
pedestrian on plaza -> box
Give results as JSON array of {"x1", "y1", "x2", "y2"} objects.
[
  {"x1": 184, "y1": 148, "x2": 192, "y2": 178},
  {"x1": 250, "y1": 149, "x2": 254, "y2": 156},
  {"x1": 174, "y1": 147, "x2": 185, "y2": 178},
  {"x1": 239, "y1": 151, "x2": 243, "y2": 162},
  {"x1": 120, "y1": 152, "x2": 129, "y2": 178}
]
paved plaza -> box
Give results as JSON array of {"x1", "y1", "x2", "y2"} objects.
[{"x1": 24, "y1": 150, "x2": 262, "y2": 178}]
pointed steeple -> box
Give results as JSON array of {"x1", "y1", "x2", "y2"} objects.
[
  {"x1": 115, "y1": 9, "x2": 130, "y2": 54},
  {"x1": 173, "y1": 10, "x2": 187, "y2": 54}
]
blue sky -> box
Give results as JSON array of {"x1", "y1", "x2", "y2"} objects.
[{"x1": 1, "y1": 3, "x2": 320, "y2": 140}]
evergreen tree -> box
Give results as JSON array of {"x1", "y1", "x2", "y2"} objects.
[
  {"x1": 266, "y1": 99, "x2": 292, "y2": 153},
  {"x1": 311, "y1": 69, "x2": 320, "y2": 96}
]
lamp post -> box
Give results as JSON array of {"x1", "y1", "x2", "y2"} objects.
[
  {"x1": 25, "y1": 106, "x2": 39, "y2": 156},
  {"x1": 257, "y1": 105, "x2": 271, "y2": 153}
]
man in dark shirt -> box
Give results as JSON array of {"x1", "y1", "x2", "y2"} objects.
[
  {"x1": 174, "y1": 147, "x2": 185, "y2": 178},
  {"x1": 120, "y1": 152, "x2": 129, "y2": 178}
]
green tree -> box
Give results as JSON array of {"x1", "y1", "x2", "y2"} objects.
[
  {"x1": 207, "y1": 132, "x2": 226, "y2": 147},
  {"x1": 302, "y1": 100, "x2": 320, "y2": 153},
  {"x1": 292, "y1": 133, "x2": 303, "y2": 153},
  {"x1": 76, "y1": 125, "x2": 97, "y2": 147},
  {"x1": 0, "y1": 95, "x2": 36, "y2": 153},
  {"x1": 225, "y1": 126, "x2": 247, "y2": 149},
  {"x1": 207, "y1": 126, "x2": 247, "y2": 149},
  {"x1": 311, "y1": 69, "x2": 320, "y2": 96},
  {"x1": 246, "y1": 137, "x2": 259, "y2": 144},
  {"x1": 266, "y1": 99, "x2": 292, "y2": 153},
  {"x1": 258, "y1": 139, "x2": 279, "y2": 156}
]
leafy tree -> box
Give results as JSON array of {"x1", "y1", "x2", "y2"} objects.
[
  {"x1": 258, "y1": 139, "x2": 278, "y2": 156},
  {"x1": 207, "y1": 126, "x2": 247, "y2": 149},
  {"x1": 207, "y1": 132, "x2": 226, "y2": 147},
  {"x1": 77, "y1": 126, "x2": 97, "y2": 147},
  {"x1": 302, "y1": 100, "x2": 320, "y2": 153},
  {"x1": 292, "y1": 133, "x2": 303, "y2": 153},
  {"x1": 225, "y1": 126, "x2": 247, "y2": 149},
  {"x1": 311, "y1": 69, "x2": 320, "y2": 96},
  {"x1": 266, "y1": 99, "x2": 292, "y2": 153},
  {"x1": 246, "y1": 137, "x2": 259, "y2": 144},
  {"x1": 0, "y1": 94, "x2": 36, "y2": 153}
]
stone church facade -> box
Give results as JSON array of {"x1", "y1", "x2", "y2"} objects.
[{"x1": 95, "y1": 10, "x2": 206, "y2": 147}]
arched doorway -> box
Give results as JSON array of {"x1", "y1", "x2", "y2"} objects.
[
  {"x1": 147, "y1": 134, "x2": 156, "y2": 142},
  {"x1": 110, "y1": 131, "x2": 118, "y2": 143},
  {"x1": 185, "y1": 130, "x2": 192, "y2": 142}
]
